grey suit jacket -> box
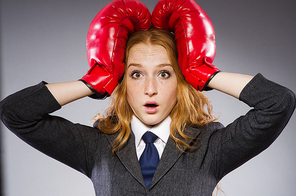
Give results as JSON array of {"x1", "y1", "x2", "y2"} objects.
[
  {"x1": 94, "y1": 123, "x2": 223, "y2": 195},
  {"x1": 1, "y1": 74, "x2": 295, "y2": 195}
]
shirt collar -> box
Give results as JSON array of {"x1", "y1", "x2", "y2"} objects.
[{"x1": 131, "y1": 115, "x2": 171, "y2": 147}]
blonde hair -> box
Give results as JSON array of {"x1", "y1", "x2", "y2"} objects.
[{"x1": 95, "y1": 29, "x2": 216, "y2": 152}]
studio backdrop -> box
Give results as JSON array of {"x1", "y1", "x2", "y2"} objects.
[{"x1": 1, "y1": 0, "x2": 296, "y2": 195}]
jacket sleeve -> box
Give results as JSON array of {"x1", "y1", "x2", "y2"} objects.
[
  {"x1": 0, "y1": 82, "x2": 99, "y2": 177},
  {"x1": 209, "y1": 73, "x2": 296, "y2": 180}
]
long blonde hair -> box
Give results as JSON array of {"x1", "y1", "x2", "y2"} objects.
[{"x1": 95, "y1": 29, "x2": 216, "y2": 152}]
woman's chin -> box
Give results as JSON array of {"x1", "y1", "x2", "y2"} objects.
[{"x1": 137, "y1": 115, "x2": 167, "y2": 127}]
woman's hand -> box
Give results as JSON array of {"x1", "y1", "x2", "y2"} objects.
[
  {"x1": 80, "y1": 0, "x2": 151, "y2": 99},
  {"x1": 45, "y1": 81, "x2": 93, "y2": 106},
  {"x1": 152, "y1": 0, "x2": 220, "y2": 91},
  {"x1": 207, "y1": 72, "x2": 253, "y2": 99}
]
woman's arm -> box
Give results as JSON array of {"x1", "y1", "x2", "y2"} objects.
[
  {"x1": 45, "y1": 81, "x2": 93, "y2": 106},
  {"x1": 0, "y1": 81, "x2": 100, "y2": 176},
  {"x1": 206, "y1": 73, "x2": 295, "y2": 180},
  {"x1": 207, "y1": 72, "x2": 253, "y2": 99}
]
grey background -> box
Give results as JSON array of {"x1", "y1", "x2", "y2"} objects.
[{"x1": 1, "y1": 0, "x2": 295, "y2": 195}]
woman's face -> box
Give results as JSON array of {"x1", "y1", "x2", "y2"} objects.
[{"x1": 126, "y1": 43, "x2": 178, "y2": 126}]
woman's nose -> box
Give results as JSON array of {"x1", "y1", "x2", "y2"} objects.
[{"x1": 144, "y1": 78, "x2": 158, "y2": 96}]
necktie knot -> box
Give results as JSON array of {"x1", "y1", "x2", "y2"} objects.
[{"x1": 142, "y1": 131, "x2": 158, "y2": 144}]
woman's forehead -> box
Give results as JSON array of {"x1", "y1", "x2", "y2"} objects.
[
  {"x1": 130, "y1": 43, "x2": 167, "y2": 53},
  {"x1": 128, "y1": 43, "x2": 169, "y2": 62}
]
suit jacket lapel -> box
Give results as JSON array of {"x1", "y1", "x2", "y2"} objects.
[
  {"x1": 148, "y1": 136, "x2": 183, "y2": 188},
  {"x1": 104, "y1": 132, "x2": 146, "y2": 187},
  {"x1": 149, "y1": 126, "x2": 202, "y2": 188}
]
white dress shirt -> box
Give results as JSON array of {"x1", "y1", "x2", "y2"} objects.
[{"x1": 130, "y1": 115, "x2": 171, "y2": 160}]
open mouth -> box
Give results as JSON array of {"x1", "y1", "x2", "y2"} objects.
[
  {"x1": 144, "y1": 102, "x2": 159, "y2": 113},
  {"x1": 144, "y1": 103, "x2": 158, "y2": 108}
]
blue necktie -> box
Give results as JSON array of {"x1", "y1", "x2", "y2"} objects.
[{"x1": 139, "y1": 131, "x2": 159, "y2": 187}]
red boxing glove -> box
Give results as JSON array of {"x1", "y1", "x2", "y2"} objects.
[
  {"x1": 81, "y1": 0, "x2": 151, "y2": 98},
  {"x1": 152, "y1": 0, "x2": 220, "y2": 91}
]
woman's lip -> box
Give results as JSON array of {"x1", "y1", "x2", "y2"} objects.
[
  {"x1": 144, "y1": 101, "x2": 159, "y2": 106},
  {"x1": 144, "y1": 101, "x2": 159, "y2": 114},
  {"x1": 144, "y1": 105, "x2": 159, "y2": 114}
]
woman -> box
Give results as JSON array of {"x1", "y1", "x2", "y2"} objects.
[
  {"x1": 1, "y1": 28, "x2": 295, "y2": 196},
  {"x1": 1, "y1": 0, "x2": 295, "y2": 195}
]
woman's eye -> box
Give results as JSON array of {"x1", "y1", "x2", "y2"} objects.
[
  {"x1": 131, "y1": 71, "x2": 142, "y2": 79},
  {"x1": 159, "y1": 71, "x2": 170, "y2": 79}
]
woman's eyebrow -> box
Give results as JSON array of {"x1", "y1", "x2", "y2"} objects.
[
  {"x1": 127, "y1": 63, "x2": 172, "y2": 68},
  {"x1": 157, "y1": 64, "x2": 173, "y2": 68},
  {"x1": 127, "y1": 63, "x2": 143, "y2": 68}
]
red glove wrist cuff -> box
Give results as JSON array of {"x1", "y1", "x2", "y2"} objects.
[
  {"x1": 80, "y1": 64, "x2": 118, "y2": 99},
  {"x1": 186, "y1": 60, "x2": 220, "y2": 91}
]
